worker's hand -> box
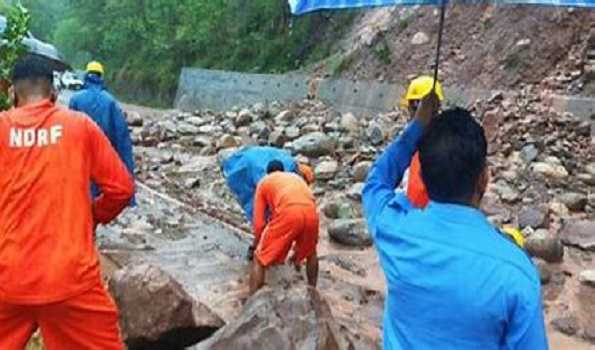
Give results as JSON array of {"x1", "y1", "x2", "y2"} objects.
[{"x1": 415, "y1": 91, "x2": 440, "y2": 128}]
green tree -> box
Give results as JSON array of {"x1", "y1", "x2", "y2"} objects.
[{"x1": 0, "y1": 3, "x2": 31, "y2": 110}]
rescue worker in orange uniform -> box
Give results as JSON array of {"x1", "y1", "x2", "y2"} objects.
[
  {"x1": 250, "y1": 160, "x2": 319, "y2": 294},
  {"x1": 401, "y1": 76, "x2": 444, "y2": 208},
  {"x1": 0, "y1": 56, "x2": 134, "y2": 349}
]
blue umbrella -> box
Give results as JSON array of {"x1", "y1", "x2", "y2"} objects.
[{"x1": 289, "y1": 0, "x2": 595, "y2": 89}]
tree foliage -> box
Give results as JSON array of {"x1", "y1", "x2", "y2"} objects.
[
  {"x1": 25, "y1": 0, "x2": 353, "y2": 106},
  {"x1": 0, "y1": 3, "x2": 30, "y2": 110}
]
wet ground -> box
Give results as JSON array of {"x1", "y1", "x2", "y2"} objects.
[{"x1": 56, "y1": 93, "x2": 594, "y2": 349}]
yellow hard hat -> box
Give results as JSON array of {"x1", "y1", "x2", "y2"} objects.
[
  {"x1": 86, "y1": 61, "x2": 104, "y2": 75},
  {"x1": 401, "y1": 75, "x2": 444, "y2": 108}
]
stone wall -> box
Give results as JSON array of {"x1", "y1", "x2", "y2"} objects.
[{"x1": 175, "y1": 68, "x2": 595, "y2": 119}]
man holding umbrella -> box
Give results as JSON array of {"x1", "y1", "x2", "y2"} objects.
[{"x1": 363, "y1": 93, "x2": 548, "y2": 349}]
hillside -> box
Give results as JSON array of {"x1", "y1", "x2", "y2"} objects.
[{"x1": 315, "y1": 4, "x2": 595, "y2": 96}]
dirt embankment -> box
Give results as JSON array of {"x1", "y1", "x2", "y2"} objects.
[{"x1": 316, "y1": 5, "x2": 595, "y2": 95}]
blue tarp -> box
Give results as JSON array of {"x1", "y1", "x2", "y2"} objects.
[
  {"x1": 289, "y1": 0, "x2": 595, "y2": 14},
  {"x1": 222, "y1": 146, "x2": 298, "y2": 223}
]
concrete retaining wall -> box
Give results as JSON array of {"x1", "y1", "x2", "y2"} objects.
[{"x1": 176, "y1": 68, "x2": 595, "y2": 119}]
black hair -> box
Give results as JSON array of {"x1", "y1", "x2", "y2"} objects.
[
  {"x1": 11, "y1": 55, "x2": 53, "y2": 85},
  {"x1": 267, "y1": 160, "x2": 285, "y2": 174},
  {"x1": 418, "y1": 108, "x2": 487, "y2": 204}
]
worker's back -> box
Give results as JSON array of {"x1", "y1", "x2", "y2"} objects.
[
  {"x1": 374, "y1": 197, "x2": 545, "y2": 349},
  {"x1": 256, "y1": 172, "x2": 315, "y2": 214},
  {"x1": 0, "y1": 100, "x2": 133, "y2": 304},
  {"x1": 70, "y1": 74, "x2": 119, "y2": 141}
]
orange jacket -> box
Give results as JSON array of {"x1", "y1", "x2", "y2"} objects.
[
  {"x1": 0, "y1": 99, "x2": 134, "y2": 304},
  {"x1": 253, "y1": 172, "x2": 315, "y2": 240},
  {"x1": 407, "y1": 152, "x2": 430, "y2": 208}
]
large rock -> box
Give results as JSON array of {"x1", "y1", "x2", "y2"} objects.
[
  {"x1": 235, "y1": 109, "x2": 255, "y2": 127},
  {"x1": 560, "y1": 220, "x2": 595, "y2": 252},
  {"x1": 531, "y1": 161, "x2": 569, "y2": 180},
  {"x1": 340, "y1": 112, "x2": 360, "y2": 133},
  {"x1": 558, "y1": 192, "x2": 588, "y2": 211},
  {"x1": 197, "y1": 286, "x2": 345, "y2": 350},
  {"x1": 328, "y1": 219, "x2": 372, "y2": 247},
  {"x1": 577, "y1": 273, "x2": 595, "y2": 340},
  {"x1": 109, "y1": 264, "x2": 224, "y2": 349},
  {"x1": 519, "y1": 144, "x2": 538, "y2": 163},
  {"x1": 524, "y1": 229, "x2": 564, "y2": 263},
  {"x1": 353, "y1": 161, "x2": 372, "y2": 182},
  {"x1": 126, "y1": 111, "x2": 144, "y2": 127},
  {"x1": 289, "y1": 132, "x2": 335, "y2": 157},
  {"x1": 411, "y1": 31, "x2": 430, "y2": 45},
  {"x1": 517, "y1": 206, "x2": 548, "y2": 229},
  {"x1": 315, "y1": 160, "x2": 339, "y2": 180},
  {"x1": 366, "y1": 122, "x2": 385, "y2": 146}
]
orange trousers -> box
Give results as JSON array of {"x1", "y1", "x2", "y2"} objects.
[
  {"x1": 256, "y1": 204, "x2": 319, "y2": 267},
  {"x1": 0, "y1": 282, "x2": 123, "y2": 350}
]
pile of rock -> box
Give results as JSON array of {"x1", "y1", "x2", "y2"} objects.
[{"x1": 120, "y1": 91, "x2": 593, "y2": 346}]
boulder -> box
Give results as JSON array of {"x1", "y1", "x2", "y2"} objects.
[
  {"x1": 366, "y1": 122, "x2": 385, "y2": 146},
  {"x1": 524, "y1": 229, "x2": 564, "y2": 263},
  {"x1": 235, "y1": 109, "x2": 254, "y2": 127},
  {"x1": 340, "y1": 113, "x2": 360, "y2": 133},
  {"x1": 519, "y1": 144, "x2": 538, "y2": 163},
  {"x1": 109, "y1": 264, "x2": 224, "y2": 349},
  {"x1": 321, "y1": 198, "x2": 355, "y2": 220},
  {"x1": 577, "y1": 273, "x2": 595, "y2": 340},
  {"x1": 517, "y1": 206, "x2": 548, "y2": 229},
  {"x1": 328, "y1": 219, "x2": 372, "y2": 247},
  {"x1": 347, "y1": 183, "x2": 365, "y2": 201},
  {"x1": 218, "y1": 134, "x2": 239, "y2": 149},
  {"x1": 285, "y1": 126, "x2": 301, "y2": 141},
  {"x1": 558, "y1": 192, "x2": 588, "y2": 211},
  {"x1": 551, "y1": 316, "x2": 580, "y2": 336},
  {"x1": 268, "y1": 129, "x2": 286, "y2": 147},
  {"x1": 289, "y1": 132, "x2": 335, "y2": 157},
  {"x1": 315, "y1": 160, "x2": 339, "y2": 180},
  {"x1": 353, "y1": 161, "x2": 372, "y2": 183},
  {"x1": 579, "y1": 270, "x2": 595, "y2": 287},
  {"x1": 533, "y1": 258, "x2": 552, "y2": 285},
  {"x1": 560, "y1": 220, "x2": 595, "y2": 252},
  {"x1": 197, "y1": 286, "x2": 345, "y2": 350},
  {"x1": 411, "y1": 31, "x2": 430, "y2": 45},
  {"x1": 531, "y1": 162, "x2": 569, "y2": 180},
  {"x1": 126, "y1": 111, "x2": 144, "y2": 127},
  {"x1": 178, "y1": 123, "x2": 200, "y2": 136},
  {"x1": 275, "y1": 110, "x2": 294, "y2": 123}
]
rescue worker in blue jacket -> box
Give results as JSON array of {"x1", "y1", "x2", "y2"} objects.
[
  {"x1": 363, "y1": 93, "x2": 548, "y2": 350},
  {"x1": 70, "y1": 61, "x2": 136, "y2": 205}
]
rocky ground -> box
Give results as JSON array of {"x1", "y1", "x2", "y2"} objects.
[{"x1": 82, "y1": 86, "x2": 595, "y2": 349}]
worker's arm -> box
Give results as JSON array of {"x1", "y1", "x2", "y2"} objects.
[
  {"x1": 362, "y1": 120, "x2": 424, "y2": 236},
  {"x1": 252, "y1": 181, "x2": 268, "y2": 244},
  {"x1": 363, "y1": 92, "x2": 438, "y2": 237},
  {"x1": 504, "y1": 281, "x2": 549, "y2": 349},
  {"x1": 111, "y1": 102, "x2": 135, "y2": 175},
  {"x1": 85, "y1": 117, "x2": 135, "y2": 224},
  {"x1": 111, "y1": 101, "x2": 136, "y2": 205}
]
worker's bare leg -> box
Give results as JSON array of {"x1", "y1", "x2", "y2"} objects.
[
  {"x1": 306, "y1": 251, "x2": 318, "y2": 288},
  {"x1": 249, "y1": 258, "x2": 266, "y2": 295}
]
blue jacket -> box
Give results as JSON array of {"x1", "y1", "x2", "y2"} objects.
[
  {"x1": 222, "y1": 146, "x2": 298, "y2": 223},
  {"x1": 363, "y1": 121, "x2": 548, "y2": 350},
  {"x1": 70, "y1": 74, "x2": 136, "y2": 205}
]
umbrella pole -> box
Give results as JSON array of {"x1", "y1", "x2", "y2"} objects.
[{"x1": 433, "y1": 0, "x2": 447, "y2": 90}]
